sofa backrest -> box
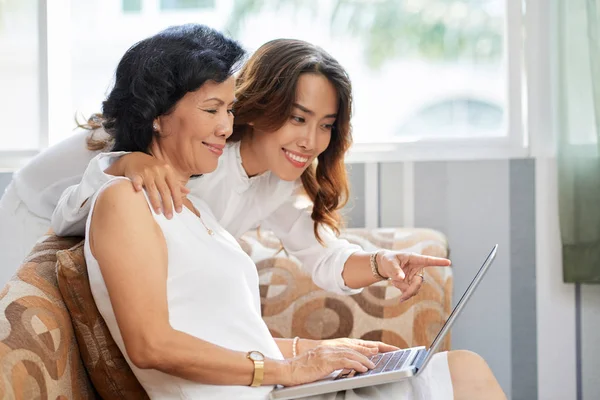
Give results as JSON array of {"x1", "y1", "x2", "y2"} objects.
[{"x1": 0, "y1": 235, "x2": 98, "y2": 399}]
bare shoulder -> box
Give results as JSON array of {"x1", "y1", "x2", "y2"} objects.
[
  {"x1": 89, "y1": 179, "x2": 161, "y2": 255},
  {"x1": 93, "y1": 179, "x2": 150, "y2": 220}
]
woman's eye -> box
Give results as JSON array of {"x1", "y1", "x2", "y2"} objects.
[
  {"x1": 292, "y1": 116, "x2": 305, "y2": 123},
  {"x1": 204, "y1": 109, "x2": 218, "y2": 114},
  {"x1": 323, "y1": 124, "x2": 334, "y2": 130}
]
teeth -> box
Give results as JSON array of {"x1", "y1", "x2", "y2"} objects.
[{"x1": 284, "y1": 150, "x2": 308, "y2": 163}]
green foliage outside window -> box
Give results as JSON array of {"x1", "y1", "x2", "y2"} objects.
[{"x1": 226, "y1": 0, "x2": 503, "y2": 68}]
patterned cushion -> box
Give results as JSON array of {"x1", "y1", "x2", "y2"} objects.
[
  {"x1": 56, "y1": 241, "x2": 148, "y2": 399},
  {"x1": 240, "y1": 227, "x2": 453, "y2": 351},
  {"x1": 0, "y1": 235, "x2": 98, "y2": 399}
]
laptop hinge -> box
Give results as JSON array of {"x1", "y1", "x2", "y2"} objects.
[{"x1": 413, "y1": 349, "x2": 429, "y2": 371}]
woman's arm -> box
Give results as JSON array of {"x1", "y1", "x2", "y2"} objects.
[
  {"x1": 274, "y1": 337, "x2": 398, "y2": 359},
  {"x1": 342, "y1": 251, "x2": 451, "y2": 300},
  {"x1": 51, "y1": 151, "x2": 129, "y2": 236},
  {"x1": 262, "y1": 190, "x2": 451, "y2": 298},
  {"x1": 261, "y1": 191, "x2": 364, "y2": 294},
  {"x1": 261, "y1": 192, "x2": 386, "y2": 291},
  {"x1": 90, "y1": 181, "x2": 372, "y2": 386},
  {"x1": 52, "y1": 151, "x2": 190, "y2": 236}
]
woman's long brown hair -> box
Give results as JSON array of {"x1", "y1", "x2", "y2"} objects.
[
  {"x1": 77, "y1": 113, "x2": 112, "y2": 151},
  {"x1": 230, "y1": 39, "x2": 353, "y2": 242}
]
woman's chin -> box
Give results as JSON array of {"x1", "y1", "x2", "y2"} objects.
[
  {"x1": 273, "y1": 167, "x2": 305, "y2": 182},
  {"x1": 192, "y1": 163, "x2": 219, "y2": 176}
]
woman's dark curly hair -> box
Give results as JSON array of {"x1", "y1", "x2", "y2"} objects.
[{"x1": 85, "y1": 24, "x2": 245, "y2": 153}]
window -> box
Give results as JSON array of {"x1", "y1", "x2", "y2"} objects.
[
  {"x1": 0, "y1": 0, "x2": 40, "y2": 151},
  {"x1": 123, "y1": 0, "x2": 142, "y2": 12},
  {"x1": 561, "y1": 0, "x2": 597, "y2": 146},
  {"x1": 221, "y1": 0, "x2": 509, "y2": 146},
  {"x1": 396, "y1": 98, "x2": 504, "y2": 139},
  {"x1": 160, "y1": 0, "x2": 215, "y2": 10},
  {"x1": 0, "y1": 0, "x2": 525, "y2": 165}
]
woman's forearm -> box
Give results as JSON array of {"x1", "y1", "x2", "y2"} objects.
[
  {"x1": 51, "y1": 153, "x2": 123, "y2": 236},
  {"x1": 274, "y1": 338, "x2": 294, "y2": 358},
  {"x1": 274, "y1": 337, "x2": 320, "y2": 358},
  {"x1": 341, "y1": 251, "x2": 382, "y2": 289},
  {"x1": 138, "y1": 328, "x2": 289, "y2": 386}
]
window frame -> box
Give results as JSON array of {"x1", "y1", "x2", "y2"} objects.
[{"x1": 0, "y1": 0, "x2": 529, "y2": 170}]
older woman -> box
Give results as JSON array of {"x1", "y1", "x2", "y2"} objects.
[{"x1": 81, "y1": 24, "x2": 505, "y2": 399}]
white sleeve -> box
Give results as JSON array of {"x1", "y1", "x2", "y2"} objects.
[
  {"x1": 50, "y1": 151, "x2": 130, "y2": 236},
  {"x1": 261, "y1": 191, "x2": 363, "y2": 295}
]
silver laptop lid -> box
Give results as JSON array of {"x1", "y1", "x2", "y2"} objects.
[{"x1": 415, "y1": 244, "x2": 498, "y2": 373}]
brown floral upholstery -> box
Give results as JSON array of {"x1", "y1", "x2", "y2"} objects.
[
  {"x1": 0, "y1": 227, "x2": 451, "y2": 398},
  {"x1": 0, "y1": 235, "x2": 98, "y2": 399},
  {"x1": 56, "y1": 241, "x2": 148, "y2": 399}
]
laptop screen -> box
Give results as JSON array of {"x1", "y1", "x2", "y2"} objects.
[{"x1": 416, "y1": 244, "x2": 498, "y2": 371}]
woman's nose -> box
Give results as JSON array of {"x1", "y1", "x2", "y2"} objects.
[
  {"x1": 215, "y1": 113, "x2": 233, "y2": 139},
  {"x1": 298, "y1": 125, "x2": 317, "y2": 150}
]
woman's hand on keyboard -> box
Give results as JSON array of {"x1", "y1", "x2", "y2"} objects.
[
  {"x1": 281, "y1": 346, "x2": 375, "y2": 387},
  {"x1": 298, "y1": 338, "x2": 399, "y2": 357}
]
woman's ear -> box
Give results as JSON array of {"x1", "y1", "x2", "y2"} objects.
[{"x1": 153, "y1": 119, "x2": 161, "y2": 132}]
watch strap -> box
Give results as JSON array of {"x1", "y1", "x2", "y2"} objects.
[{"x1": 247, "y1": 351, "x2": 265, "y2": 387}]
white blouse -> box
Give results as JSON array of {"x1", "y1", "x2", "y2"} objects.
[{"x1": 51, "y1": 132, "x2": 362, "y2": 295}]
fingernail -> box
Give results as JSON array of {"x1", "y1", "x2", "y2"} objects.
[
  {"x1": 370, "y1": 348, "x2": 378, "y2": 353},
  {"x1": 166, "y1": 213, "x2": 173, "y2": 219},
  {"x1": 176, "y1": 207, "x2": 182, "y2": 213}
]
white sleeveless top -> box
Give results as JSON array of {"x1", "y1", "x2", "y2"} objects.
[{"x1": 84, "y1": 177, "x2": 283, "y2": 399}]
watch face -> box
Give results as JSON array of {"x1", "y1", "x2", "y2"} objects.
[{"x1": 249, "y1": 351, "x2": 265, "y2": 361}]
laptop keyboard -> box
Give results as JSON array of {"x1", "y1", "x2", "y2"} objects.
[{"x1": 334, "y1": 349, "x2": 410, "y2": 380}]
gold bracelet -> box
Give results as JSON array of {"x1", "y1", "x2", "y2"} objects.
[
  {"x1": 292, "y1": 336, "x2": 300, "y2": 357},
  {"x1": 370, "y1": 252, "x2": 387, "y2": 281}
]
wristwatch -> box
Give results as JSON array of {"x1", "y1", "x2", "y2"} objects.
[{"x1": 246, "y1": 350, "x2": 265, "y2": 387}]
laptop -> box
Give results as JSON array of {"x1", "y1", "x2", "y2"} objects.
[{"x1": 269, "y1": 244, "x2": 498, "y2": 400}]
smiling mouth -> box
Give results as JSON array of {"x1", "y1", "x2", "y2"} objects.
[
  {"x1": 203, "y1": 142, "x2": 224, "y2": 156},
  {"x1": 282, "y1": 148, "x2": 310, "y2": 167}
]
